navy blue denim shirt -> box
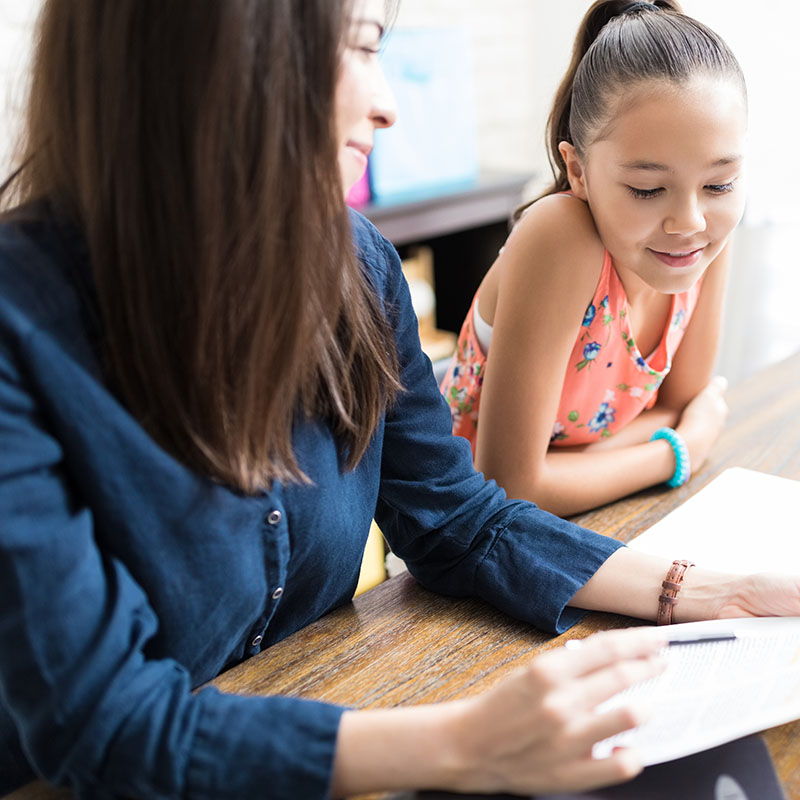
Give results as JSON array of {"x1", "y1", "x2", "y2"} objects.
[{"x1": 0, "y1": 208, "x2": 622, "y2": 798}]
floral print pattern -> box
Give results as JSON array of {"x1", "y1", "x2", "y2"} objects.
[
  {"x1": 588, "y1": 402, "x2": 616, "y2": 435},
  {"x1": 440, "y1": 249, "x2": 702, "y2": 454},
  {"x1": 441, "y1": 314, "x2": 484, "y2": 441}
]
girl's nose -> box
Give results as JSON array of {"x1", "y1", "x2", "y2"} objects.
[{"x1": 663, "y1": 195, "x2": 707, "y2": 236}]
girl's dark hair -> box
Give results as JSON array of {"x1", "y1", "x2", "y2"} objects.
[
  {"x1": 2, "y1": 0, "x2": 401, "y2": 493},
  {"x1": 519, "y1": 0, "x2": 746, "y2": 215}
]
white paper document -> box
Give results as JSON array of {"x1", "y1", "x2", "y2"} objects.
[
  {"x1": 627, "y1": 467, "x2": 800, "y2": 574},
  {"x1": 593, "y1": 616, "x2": 800, "y2": 765}
]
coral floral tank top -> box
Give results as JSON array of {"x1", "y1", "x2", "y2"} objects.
[{"x1": 440, "y1": 248, "x2": 702, "y2": 453}]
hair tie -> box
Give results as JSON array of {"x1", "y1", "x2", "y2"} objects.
[{"x1": 620, "y1": 1, "x2": 660, "y2": 16}]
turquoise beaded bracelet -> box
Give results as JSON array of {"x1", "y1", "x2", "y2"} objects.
[{"x1": 650, "y1": 427, "x2": 690, "y2": 488}]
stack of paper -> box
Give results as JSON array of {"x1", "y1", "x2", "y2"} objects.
[
  {"x1": 627, "y1": 467, "x2": 800, "y2": 573},
  {"x1": 594, "y1": 616, "x2": 800, "y2": 765},
  {"x1": 594, "y1": 468, "x2": 800, "y2": 765}
]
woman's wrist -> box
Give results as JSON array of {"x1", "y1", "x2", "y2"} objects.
[
  {"x1": 331, "y1": 703, "x2": 464, "y2": 796},
  {"x1": 670, "y1": 566, "x2": 743, "y2": 624},
  {"x1": 570, "y1": 549, "x2": 744, "y2": 625}
]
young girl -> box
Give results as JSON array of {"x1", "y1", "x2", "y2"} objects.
[{"x1": 441, "y1": 0, "x2": 744, "y2": 517}]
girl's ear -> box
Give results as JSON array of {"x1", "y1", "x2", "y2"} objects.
[{"x1": 558, "y1": 141, "x2": 588, "y2": 200}]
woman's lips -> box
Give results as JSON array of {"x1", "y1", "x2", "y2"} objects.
[
  {"x1": 648, "y1": 247, "x2": 705, "y2": 268},
  {"x1": 346, "y1": 142, "x2": 370, "y2": 170}
]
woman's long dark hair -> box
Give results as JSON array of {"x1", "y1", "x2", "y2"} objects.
[
  {"x1": 518, "y1": 0, "x2": 746, "y2": 217},
  {"x1": 2, "y1": 0, "x2": 401, "y2": 492}
]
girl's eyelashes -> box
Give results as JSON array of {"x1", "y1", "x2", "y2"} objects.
[
  {"x1": 345, "y1": 42, "x2": 380, "y2": 61},
  {"x1": 626, "y1": 181, "x2": 737, "y2": 199},
  {"x1": 627, "y1": 186, "x2": 663, "y2": 200},
  {"x1": 705, "y1": 182, "x2": 736, "y2": 194}
]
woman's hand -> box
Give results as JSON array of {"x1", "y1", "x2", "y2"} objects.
[
  {"x1": 443, "y1": 628, "x2": 666, "y2": 795},
  {"x1": 723, "y1": 573, "x2": 800, "y2": 618},
  {"x1": 680, "y1": 571, "x2": 800, "y2": 623},
  {"x1": 332, "y1": 628, "x2": 666, "y2": 798},
  {"x1": 675, "y1": 375, "x2": 729, "y2": 471}
]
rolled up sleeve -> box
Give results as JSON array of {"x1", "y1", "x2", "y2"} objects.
[{"x1": 358, "y1": 219, "x2": 623, "y2": 633}]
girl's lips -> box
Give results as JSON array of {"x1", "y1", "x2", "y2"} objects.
[{"x1": 648, "y1": 247, "x2": 704, "y2": 268}]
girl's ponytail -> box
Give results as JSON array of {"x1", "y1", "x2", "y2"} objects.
[{"x1": 518, "y1": 0, "x2": 689, "y2": 217}]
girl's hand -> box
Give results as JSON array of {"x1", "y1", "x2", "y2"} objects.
[
  {"x1": 444, "y1": 628, "x2": 666, "y2": 795},
  {"x1": 675, "y1": 375, "x2": 728, "y2": 471}
]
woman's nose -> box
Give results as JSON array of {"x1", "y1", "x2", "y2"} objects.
[{"x1": 370, "y1": 67, "x2": 397, "y2": 129}]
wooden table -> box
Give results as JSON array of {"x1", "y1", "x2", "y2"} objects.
[{"x1": 8, "y1": 351, "x2": 800, "y2": 799}]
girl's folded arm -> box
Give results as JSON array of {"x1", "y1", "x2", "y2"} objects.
[
  {"x1": 474, "y1": 199, "x2": 686, "y2": 517},
  {"x1": 656, "y1": 240, "x2": 732, "y2": 412}
]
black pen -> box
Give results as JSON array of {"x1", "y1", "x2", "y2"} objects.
[{"x1": 667, "y1": 632, "x2": 738, "y2": 647}]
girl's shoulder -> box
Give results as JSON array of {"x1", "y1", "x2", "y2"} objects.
[
  {"x1": 497, "y1": 193, "x2": 605, "y2": 299},
  {"x1": 513, "y1": 193, "x2": 601, "y2": 255}
]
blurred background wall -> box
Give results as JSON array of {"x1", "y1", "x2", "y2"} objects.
[
  {"x1": 1, "y1": 1, "x2": 797, "y2": 384},
  {"x1": 393, "y1": 0, "x2": 799, "y2": 385}
]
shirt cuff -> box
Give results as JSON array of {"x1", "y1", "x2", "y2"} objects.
[
  {"x1": 185, "y1": 688, "x2": 346, "y2": 800},
  {"x1": 474, "y1": 503, "x2": 625, "y2": 634}
]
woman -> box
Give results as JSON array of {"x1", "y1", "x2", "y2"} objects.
[{"x1": 0, "y1": 1, "x2": 797, "y2": 798}]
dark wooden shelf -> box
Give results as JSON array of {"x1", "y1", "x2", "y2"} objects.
[
  {"x1": 361, "y1": 171, "x2": 532, "y2": 246},
  {"x1": 360, "y1": 171, "x2": 534, "y2": 333}
]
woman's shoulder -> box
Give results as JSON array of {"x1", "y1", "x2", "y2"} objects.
[
  {"x1": 348, "y1": 208, "x2": 403, "y2": 294},
  {"x1": 0, "y1": 210, "x2": 87, "y2": 344}
]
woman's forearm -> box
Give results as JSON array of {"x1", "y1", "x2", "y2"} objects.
[
  {"x1": 332, "y1": 552, "x2": 800, "y2": 797},
  {"x1": 330, "y1": 630, "x2": 667, "y2": 797},
  {"x1": 331, "y1": 704, "x2": 459, "y2": 797},
  {"x1": 330, "y1": 552, "x2": 732, "y2": 798},
  {"x1": 568, "y1": 547, "x2": 740, "y2": 623}
]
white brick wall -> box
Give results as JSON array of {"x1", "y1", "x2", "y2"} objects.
[
  {"x1": 394, "y1": 0, "x2": 587, "y2": 192},
  {"x1": 0, "y1": 1, "x2": 40, "y2": 177},
  {"x1": 394, "y1": 0, "x2": 800, "y2": 382}
]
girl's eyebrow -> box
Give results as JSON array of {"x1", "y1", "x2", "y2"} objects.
[
  {"x1": 708, "y1": 154, "x2": 743, "y2": 168},
  {"x1": 621, "y1": 154, "x2": 743, "y2": 172},
  {"x1": 621, "y1": 160, "x2": 670, "y2": 172}
]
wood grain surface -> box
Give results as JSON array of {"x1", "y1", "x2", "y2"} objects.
[{"x1": 7, "y1": 351, "x2": 800, "y2": 800}]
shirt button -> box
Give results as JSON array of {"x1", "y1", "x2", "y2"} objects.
[
  {"x1": 251, "y1": 634, "x2": 263, "y2": 647},
  {"x1": 266, "y1": 509, "x2": 282, "y2": 526},
  {"x1": 271, "y1": 586, "x2": 284, "y2": 600}
]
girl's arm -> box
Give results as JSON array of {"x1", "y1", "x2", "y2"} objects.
[
  {"x1": 647, "y1": 240, "x2": 732, "y2": 468},
  {"x1": 656, "y1": 239, "x2": 731, "y2": 409},
  {"x1": 474, "y1": 200, "x2": 730, "y2": 516}
]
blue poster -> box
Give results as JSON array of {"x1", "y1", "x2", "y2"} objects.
[{"x1": 370, "y1": 27, "x2": 479, "y2": 202}]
